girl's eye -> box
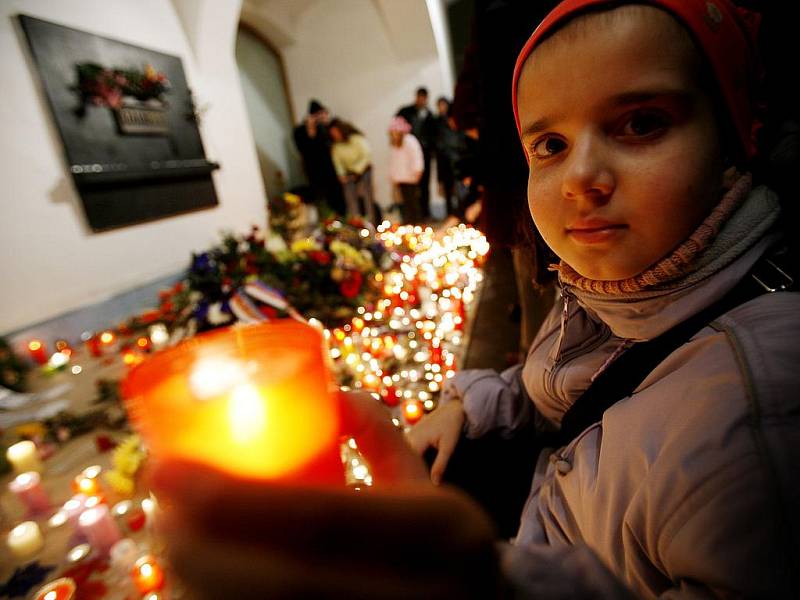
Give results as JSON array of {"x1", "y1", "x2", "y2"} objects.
[
  {"x1": 619, "y1": 111, "x2": 669, "y2": 139},
  {"x1": 530, "y1": 136, "x2": 567, "y2": 159}
]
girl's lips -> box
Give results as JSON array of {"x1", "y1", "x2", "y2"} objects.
[{"x1": 566, "y1": 222, "x2": 628, "y2": 244}]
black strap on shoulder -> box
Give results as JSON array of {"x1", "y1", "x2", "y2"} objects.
[{"x1": 552, "y1": 253, "x2": 794, "y2": 448}]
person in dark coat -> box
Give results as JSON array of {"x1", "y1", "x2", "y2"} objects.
[
  {"x1": 292, "y1": 100, "x2": 345, "y2": 215},
  {"x1": 397, "y1": 87, "x2": 438, "y2": 220}
]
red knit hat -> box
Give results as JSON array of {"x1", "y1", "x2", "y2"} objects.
[{"x1": 511, "y1": 0, "x2": 762, "y2": 160}]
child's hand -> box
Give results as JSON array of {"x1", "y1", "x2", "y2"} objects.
[
  {"x1": 405, "y1": 400, "x2": 465, "y2": 485},
  {"x1": 148, "y1": 392, "x2": 498, "y2": 598},
  {"x1": 152, "y1": 462, "x2": 498, "y2": 599}
]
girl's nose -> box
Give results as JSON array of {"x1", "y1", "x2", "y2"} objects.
[{"x1": 560, "y1": 133, "x2": 615, "y2": 205}]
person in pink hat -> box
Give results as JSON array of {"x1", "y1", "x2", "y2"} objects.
[
  {"x1": 151, "y1": 1, "x2": 799, "y2": 597},
  {"x1": 388, "y1": 116, "x2": 425, "y2": 224}
]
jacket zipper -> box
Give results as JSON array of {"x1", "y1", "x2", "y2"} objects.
[{"x1": 545, "y1": 288, "x2": 613, "y2": 400}]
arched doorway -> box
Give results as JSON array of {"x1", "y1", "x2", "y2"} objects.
[{"x1": 235, "y1": 27, "x2": 304, "y2": 200}]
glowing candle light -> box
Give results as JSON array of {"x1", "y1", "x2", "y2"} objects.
[
  {"x1": 8, "y1": 471, "x2": 50, "y2": 515},
  {"x1": 7, "y1": 521, "x2": 44, "y2": 557},
  {"x1": 148, "y1": 324, "x2": 169, "y2": 351},
  {"x1": 123, "y1": 321, "x2": 342, "y2": 482},
  {"x1": 131, "y1": 555, "x2": 165, "y2": 594},
  {"x1": 27, "y1": 340, "x2": 48, "y2": 365},
  {"x1": 72, "y1": 465, "x2": 102, "y2": 495},
  {"x1": 403, "y1": 399, "x2": 424, "y2": 425},
  {"x1": 7, "y1": 440, "x2": 43, "y2": 474},
  {"x1": 32, "y1": 577, "x2": 76, "y2": 600},
  {"x1": 82, "y1": 332, "x2": 103, "y2": 357}
]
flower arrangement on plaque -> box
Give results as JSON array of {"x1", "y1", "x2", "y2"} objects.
[{"x1": 75, "y1": 62, "x2": 171, "y2": 135}]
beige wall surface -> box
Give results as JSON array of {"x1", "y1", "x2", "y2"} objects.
[{"x1": 0, "y1": 0, "x2": 266, "y2": 334}]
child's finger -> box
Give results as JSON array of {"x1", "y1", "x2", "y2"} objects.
[{"x1": 431, "y1": 435, "x2": 457, "y2": 485}]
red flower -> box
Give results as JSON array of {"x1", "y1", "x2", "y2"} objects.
[
  {"x1": 308, "y1": 250, "x2": 332, "y2": 266},
  {"x1": 339, "y1": 271, "x2": 363, "y2": 299}
]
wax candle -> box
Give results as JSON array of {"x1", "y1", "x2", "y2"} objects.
[
  {"x1": 124, "y1": 320, "x2": 342, "y2": 482},
  {"x1": 7, "y1": 520, "x2": 44, "y2": 557},
  {"x1": 8, "y1": 471, "x2": 50, "y2": 515},
  {"x1": 28, "y1": 340, "x2": 48, "y2": 365},
  {"x1": 32, "y1": 577, "x2": 76, "y2": 600},
  {"x1": 148, "y1": 324, "x2": 169, "y2": 350},
  {"x1": 131, "y1": 554, "x2": 165, "y2": 594},
  {"x1": 403, "y1": 399, "x2": 423, "y2": 425},
  {"x1": 72, "y1": 465, "x2": 102, "y2": 496},
  {"x1": 82, "y1": 332, "x2": 103, "y2": 357},
  {"x1": 7, "y1": 440, "x2": 43, "y2": 474},
  {"x1": 78, "y1": 505, "x2": 121, "y2": 554},
  {"x1": 61, "y1": 494, "x2": 89, "y2": 527}
]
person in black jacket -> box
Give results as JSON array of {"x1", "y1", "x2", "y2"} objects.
[
  {"x1": 292, "y1": 100, "x2": 345, "y2": 215},
  {"x1": 397, "y1": 88, "x2": 438, "y2": 220}
]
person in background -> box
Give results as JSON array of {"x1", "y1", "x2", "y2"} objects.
[
  {"x1": 328, "y1": 118, "x2": 377, "y2": 224},
  {"x1": 397, "y1": 87, "x2": 437, "y2": 220},
  {"x1": 387, "y1": 116, "x2": 424, "y2": 224},
  {"x1": 292, "y1": 100, "x2": 345, "y2": 216},
  {"x1": 433, "y1": 97, "x2": 461, "y2": 217}
]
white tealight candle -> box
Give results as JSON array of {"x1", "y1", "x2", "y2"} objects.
[
  {"x1": 7, "y1": 521, "x2": 44, "y2": 557},
  {"x1": 6, "y1": 441, "x2": 43, "y2": 474}
]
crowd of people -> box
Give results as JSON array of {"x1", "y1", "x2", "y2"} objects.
[{"x1": 291, "y1": 87, "x2": 480, "y2": 227}]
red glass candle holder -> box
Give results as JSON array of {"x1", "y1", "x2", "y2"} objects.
[{"x1": 123, "y1": 320, "x2": 342, "y2": 482}]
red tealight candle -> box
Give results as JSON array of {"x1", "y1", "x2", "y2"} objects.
[
  {"x1": 82, "y1": 333, "x2": 103, "y2": 357},
  {"x1": 123, "y1": 320, "x2": 342, "y2": 482},
  {"x1": 32, "y1": 577, "x2": 76, "y2": 600},
  {"x1": 131, "y1": 555, "x2": 165, "y2": 594},
  {"x1": 403, "y1": 399, "x2": 423, "y2": 425},
  {"x1": 28, "y1": 340, "x2": 48, "y2": 365}
]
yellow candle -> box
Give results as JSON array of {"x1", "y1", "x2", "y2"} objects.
[
  {"x1": 7, "y1": 521, "x2": 44, "y2": 557},
  {"x1": 7, "y1": 440, "x2": 43, "y2": 474}
]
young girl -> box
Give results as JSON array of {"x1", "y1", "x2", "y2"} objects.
[
  {"x1": 388, "y1": 116, "x2": 425, "y2": 223},
  {"x1": 153, "y1": 1, "x2": 798, "y2": 597}
]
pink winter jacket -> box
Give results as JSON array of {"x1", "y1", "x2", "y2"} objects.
[{"x1": 445, "y1": 187, "x2": 799, "y2": 598}]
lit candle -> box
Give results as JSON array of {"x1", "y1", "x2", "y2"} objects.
[
  {"x1": 148, "y1": 324, "x2": 169, "y2": 350},
  {"x1": 27, "y1": 340, "x2": 48, "y2": 365},
  {"x1": 72, "y1": 465, "x2": 102, "y2": 495},
  {"x1": 78, "y1": 505, "x2": 122, "y2": 554},
  {"x1": 8, "y1": 471, "x2": 51, "y2": 515},
  {"x1": 7, "y1": 440, "x2": 43, "y2": 474},
  {"x1": 82, "y1": 331, "x2": 103, "y2": 357},
  {"x1": 131, "y1": 554, "x2": 165, "y2": 594},
  {"x1": 7, "y1": 521, "x2": 44, "y2": 558},
  {"x1": 32, "y1": 577, "x2": 76, "y2": 600},
  {"x1": 61, "y1": 494, "x2": 89, "y2": 527},
  {"x1": 99, "y1": 331, "x2": 117, "y2": 354},
  {"x1": 124, "y1": 321, "x2": 342, "y2": 482},
  {"x1": 403, "y1": 399, "x2": 424, "y2": 425}
]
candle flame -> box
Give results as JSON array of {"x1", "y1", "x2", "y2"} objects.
[
  {"x1": 228, "y1": 384, "x2": 266, "y2": 443},
  {"x1": 28, "y1": 340, "x2": 42, "y2": 351},
  {"x1": 189, "y1": 358, "x2": 247, "y2": 400}
]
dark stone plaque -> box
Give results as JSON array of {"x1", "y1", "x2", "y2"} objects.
[{"x1": 18, "y1": 14, "x2": 220, "y2": 231}]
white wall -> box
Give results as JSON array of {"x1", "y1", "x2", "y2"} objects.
[
  {"x1": 241, "y1": 0, "x2": 449, "y2": 208},
  {"x1": 0, "y1": 0, "x2": 266, "y2": 334}
]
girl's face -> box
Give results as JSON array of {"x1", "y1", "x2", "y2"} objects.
[
  {"x1": 329, "y1": 127, "x2": 343, "y2": 143},
  {"x1": 517, "y1": 6, "x2": 725, "y2": 281}
]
